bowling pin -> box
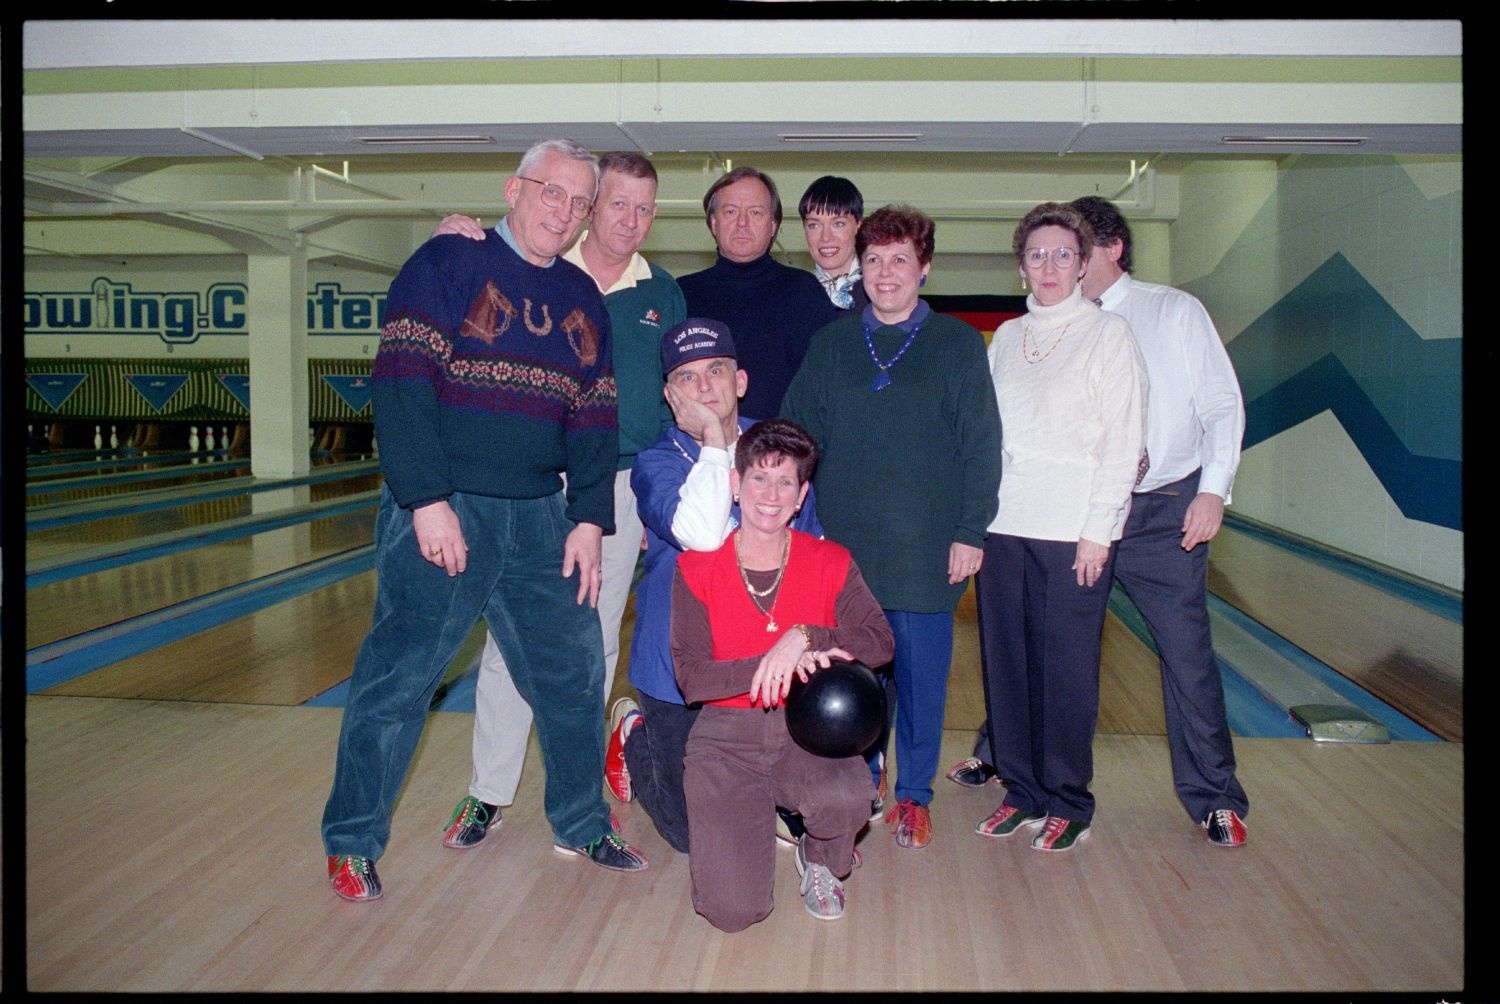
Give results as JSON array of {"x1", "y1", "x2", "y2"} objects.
[
  {"x1": 221, "y1": 427, "x2": 229, "y2": 450},
  {"x1": 94, "y1": 425, "x2": 103, "y2": 449},
  {"x1": 206, "y1": 427, "x2": 216, "y2": 451},
  {"x1": 110, "y1": 424, "x2": 119, "y2": 449},
  {"x1": 189, "y1": 425, "x2": 200, "y2": 452}
]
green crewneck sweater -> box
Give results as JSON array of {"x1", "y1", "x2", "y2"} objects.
[{"x1": 781, "y1": 306, "x2": 1002, "y2": 612}]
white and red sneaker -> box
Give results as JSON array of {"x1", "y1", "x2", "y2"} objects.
[
  {"x1": 1202, "y1": 809, "x2": 1248, "y2": 847},
  {"x1": 605, "y1": 697, "x2": 643, "y2": 802}
]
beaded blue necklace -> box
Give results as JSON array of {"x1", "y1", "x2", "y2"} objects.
[{"x1": 862, "y1": 319, "x2": 924, "y2": 391}]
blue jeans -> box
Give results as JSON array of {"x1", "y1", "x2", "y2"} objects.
[
  {"x1": 877, "y1": 609, "x2": 955, "y2": 807},
  {"x1": 322, "y1": 487, "x2": 611, "y2": 858}
]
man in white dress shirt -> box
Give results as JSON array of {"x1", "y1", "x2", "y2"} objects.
[{"x1": 1072, "y1": 195, "x2": 1251, "y2": 848}]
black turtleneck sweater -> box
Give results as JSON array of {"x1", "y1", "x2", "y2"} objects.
[{"x1": 678, "y1": 253, "x2": 838, "y2": 422}]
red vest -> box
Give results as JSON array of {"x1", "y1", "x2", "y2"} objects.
[{"x1": 677, "y1": 530, "x2": 852, "y2": 708}]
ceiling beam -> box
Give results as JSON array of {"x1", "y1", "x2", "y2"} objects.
[{"x1": 23, "y1": 19, "x2": 1463, "y2": 69}]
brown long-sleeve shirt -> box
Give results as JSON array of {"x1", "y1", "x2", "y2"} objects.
[{"x1": 671, "y1": 559, "x2": 894, "y2": 705}]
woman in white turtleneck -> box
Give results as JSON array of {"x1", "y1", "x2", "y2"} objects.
[{"x1": 971, "y1": 202, "x2": 1147, "y2": 853}]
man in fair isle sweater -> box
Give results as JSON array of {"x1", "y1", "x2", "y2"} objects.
[
  {"x1": 427, "y1": 152, "x2": 688, "y2": 849},
  {"x1": 321, "y1": 139, "x2": 648, "y2": 903}
]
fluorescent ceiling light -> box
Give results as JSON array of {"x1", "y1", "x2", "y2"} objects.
[
  {"x1": 1219, "y1": 135, "x2": 1367, "y2": 147},
  {"x1": 779, "y1": 132, "x2": 923, "y2": 143},
  {"x1": 359, "y1": 135, "x2": 497, "y2": 146}
]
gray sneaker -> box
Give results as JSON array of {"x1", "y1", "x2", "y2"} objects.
[
  {"x1": 799, "y1": 862, "x2": 845, "y2": 921},
  {"x1": 554, "y1": 831, "x2": 648, "y2": 872}
]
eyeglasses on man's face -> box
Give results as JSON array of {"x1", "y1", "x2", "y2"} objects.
[{"x1": 516, "y1": 176, "x2": 594, "y2": 218}]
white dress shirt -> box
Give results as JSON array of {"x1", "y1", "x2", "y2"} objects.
[{"x1": 1098, "y1": 272, "x2": 1245, "y2": 501}]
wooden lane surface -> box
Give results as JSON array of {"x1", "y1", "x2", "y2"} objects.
[
  {"x1": 26, "y1": 509, "x2": 377, "y2": 650},
  {"x1": 46, "y1": 562, "x2": 1170, "y2": 733},
  {"x1": 1207, "y1": 526, "x2": 1462, "y2": 741},
  {"x1": 24, "y1": 694, "x2": 1463, "y2": 992},
  {"x1": 41, "y1": 572, "x2": 378, "y2": 705},
  {"x1": 24, "y1": 453, "x2": 211, "y2": 482},
  {"x1": 25, "y1": 463, "x2": 249, "y2": 506},
  {"x1": 25, "y1": 472, "x2": 383, "y2": 563}
]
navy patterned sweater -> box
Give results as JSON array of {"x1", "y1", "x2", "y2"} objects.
[{"x1": 373, "y1": 234, "x2": 618, "y2": 531}]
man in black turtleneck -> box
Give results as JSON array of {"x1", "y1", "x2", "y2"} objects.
[{"x1": 678, "y1": 167, "x2": 837, "y2": 422}]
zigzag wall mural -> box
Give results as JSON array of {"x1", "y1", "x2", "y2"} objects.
[
  {"x1": 1227, "y1": 253, "x2": 1461, "y2": 531},
  {"x1": 1176, "y1": 154, "x2": 1461, "y2": 590}
]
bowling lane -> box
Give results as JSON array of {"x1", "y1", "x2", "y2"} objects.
[
  {"x1": 27, "y1": 509, "x2": 377, "y2": 649},
  {"x1": 26, "y1": 461, "x2": 251, "y2": 506},
  {"x1": 1207, "y1": 524, "x2": 1462, "y2": 740},
  {"x1": 46, "y1": 559, "x2": 1174, "y2": 739},
  {"x1": 26, "y1": 471, "x2": 383, "y2": 563},
  {"x1": 42, "y1": 571, "x2": 379, "y2": 705}
]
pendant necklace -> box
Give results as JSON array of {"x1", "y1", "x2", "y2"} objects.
[
  {"x1": 735, "y1": 528, "x2": 791, "y2": 632},
  {"x1": 863, "y1": 320, "x2": 923, "y2": 391},
  {"x1": 1022, "y1": 320, "x2": 1070, "y2": 364}
]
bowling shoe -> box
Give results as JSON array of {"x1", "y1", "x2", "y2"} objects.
[
  {"x1": 554, "y1": 830, "x2": 648, "y2": 872},
  {"x1": 946, "y1": 756, "x2": 999, "y2": 788},
  {"x1": 605, "y1": 697, "x2": 642, "y2": 803},
  {"x1": 1030, "y1": 816, "x2": 1091, "y2": 852},
  {"x1": 775, "y1": 807, "x2": 807, "y2": 847},
  {"x1": 328, "y1": 854, "x2": 382, "y2": 902},
  {"x1": 1202, "y1": 809, "x2": 1248, "y2": 847},
  {"x1": 974, "y1": 804, "x2": 1046, "y2": 838},
  {"x1": 869, "y1": 765, "x2": 888, "y2": 821},
  {"x1": 884, "y1": 798, "x2": 932, "y2": 849},
  {"x1": 799, "y1": 863, "x2": 846, "y2": 921},
  {"x1": 443, "y1": 795, "x2": 500, "y2": 849}
]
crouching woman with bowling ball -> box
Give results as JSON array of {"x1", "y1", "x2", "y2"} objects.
[{"x1": 671, "y1": 419, "x2": 894, "y2": 930}]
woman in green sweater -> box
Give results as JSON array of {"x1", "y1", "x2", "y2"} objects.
[{"x1": 781, "y1": 205, "x2": 1002, "y2": 850}]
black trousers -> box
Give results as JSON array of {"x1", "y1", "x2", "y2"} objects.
[
  {"x1": 1113, "y1": 470, "x2": 1248, "y2": 822},
  {"x1": 977, "y1": 533, "x2": 1113, "y2": 823},
  {"x1": 623, "y1": 690, "x2": 698, "y2": 853}
]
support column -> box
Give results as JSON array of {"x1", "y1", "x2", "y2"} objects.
[{"x1": 247, "y1": 247, "x2": 310, "y2": 479}]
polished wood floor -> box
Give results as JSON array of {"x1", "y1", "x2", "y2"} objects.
[
  {"x1": 19, "y1": 454, "x2": 1468, "y2": 993},
  {"x1": 24, "y1": 696, "x2": 1462, "y2": 993}
]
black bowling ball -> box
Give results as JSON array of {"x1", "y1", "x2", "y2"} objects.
[{"x1": 785, "y1": 659, "x2": 886, "y2": 759}]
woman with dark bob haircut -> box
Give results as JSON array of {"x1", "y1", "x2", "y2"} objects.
[
  {"x1": 971, "y1": 202, "x2": 1146, "y2": 852},
  {"x1": 781, "y1": 205, "x2": 1002, "y2": 851},
  {"x1": 671, "y1": 418, "x2": 893, "y2": 930}
]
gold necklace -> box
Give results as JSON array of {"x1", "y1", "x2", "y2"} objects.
[
  {"x1": 1022, "y1": 320, "x2": 1070, "y2": 364},
  {"x1": 734, "y1": 529, "x2": 791, "y2": 632}
]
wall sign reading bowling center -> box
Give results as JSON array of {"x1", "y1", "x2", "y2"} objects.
[
  {"x1": 25, "y1": 278, "x2": 389, "y2": 344},
  {"x1": 25, "y1": 277, "x2": 387, "y2": 422}
]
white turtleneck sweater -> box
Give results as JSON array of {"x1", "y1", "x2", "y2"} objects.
[{"x1": 986, "y1": 284, "x2": 1148, "y2": 545}]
